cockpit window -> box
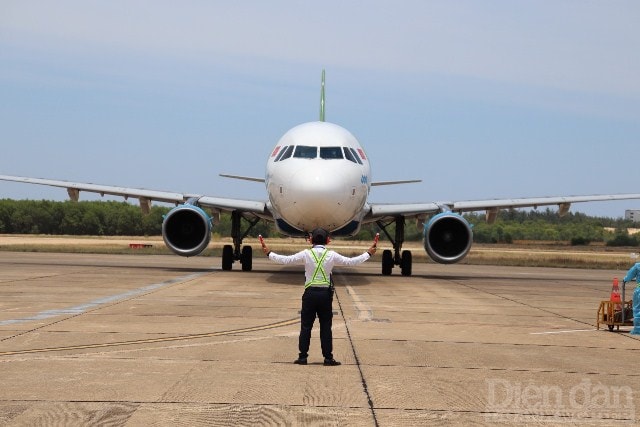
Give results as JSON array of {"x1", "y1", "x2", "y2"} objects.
[
  {"x1": 274, "y1": 145, "x2": 289, "y2": 161},
  {"x1": 320, "y1": 146, "x2": 344, "y2": 159},
  {"x1": 279, "y1": 145, "x2": 294, "y2": 161},
  {"x1": 349, "y1": 147, "x2": 363, "y2": 164},
  {"x1": 293, "y1": 145, "x2": 317, "y2": 159},
  {"x1": 343, "y1": 147, "x2": 357, "y2": 163}
]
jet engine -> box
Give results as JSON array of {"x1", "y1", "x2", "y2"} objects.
[
  {"x1": 423, "y1": 212, "x2": 473, "y2": 264},
  {"x1": 162, "y1": 203, "x2": 212, "y2": 257}
]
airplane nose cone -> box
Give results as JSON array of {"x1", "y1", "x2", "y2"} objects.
[{"x1": 287, "y1": 167, "x2": 355, "y2": 230}]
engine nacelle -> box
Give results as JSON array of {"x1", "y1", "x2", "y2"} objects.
[
  {"x1": 423, "y1": 212, "x2": 473, "y2": 264},
  {"x1": 162, "y1": 204, "x2": 212, "y2": 257}
]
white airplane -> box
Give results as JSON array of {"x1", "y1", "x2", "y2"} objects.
[{"x1": 2, "y1": 71, "x2": 640, "y2": 276}]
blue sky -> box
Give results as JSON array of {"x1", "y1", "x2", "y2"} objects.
[{"x1": 1, "y1": 1, "x2": 639, "y2": 218}]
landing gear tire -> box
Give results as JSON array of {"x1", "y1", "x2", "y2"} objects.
[
  {"x1": 401, "y1": 250, "x2": 412, "y2": 276},
  {"x1": 382, "y1": 250, "x2": 393, "y2": 276},
  {"x1": 222, "y1": 245, "x2": 233, "y2": 271},
  {"x1": 241, "y1": 245, "x2": 253, "y2": 271}
]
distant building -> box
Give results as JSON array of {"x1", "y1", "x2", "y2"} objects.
[{"x1": 625, "y1": 210, "x2": 640, "y2": 222}]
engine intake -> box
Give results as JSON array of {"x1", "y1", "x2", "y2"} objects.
[
  {"x1": 162, "y1": 204, "x2": 212, "y2": 257},
  {"x1": 423, "y1": 212, "x2": 473, "y2": 264}
]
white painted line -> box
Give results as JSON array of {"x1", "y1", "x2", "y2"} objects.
[
  {"x1": 530, "y1": 329, "x2": 596, "y2": 335},
  {"x1": 345, "y1": 284, "x2": 373, "y2": 321},
  {"x1": 0, "y1": 272, "x2": 207, "y2": 326}
]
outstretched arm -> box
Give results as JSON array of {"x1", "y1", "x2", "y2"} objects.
[
  {"x1": 333, "y1": 234, "x2": 378, "y2": 266},
  {"x1": 260, "y1": 235, "x2": 306, "y2": 265}
]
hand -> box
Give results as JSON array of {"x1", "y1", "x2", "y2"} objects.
[
  {"x1": 367, "y1": 233, "x2": 379, "y2": 256},
  {"x1": 259, "y1": 235, "x2": 270, "y2": 256}
]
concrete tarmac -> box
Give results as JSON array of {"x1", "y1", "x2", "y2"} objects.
[{"x1": 1, "y1": 251, "x2": 639, "y2": 426}]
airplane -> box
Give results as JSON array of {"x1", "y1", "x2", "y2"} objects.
[{"x1": 2, "y1": 70, "x2": 640, "y2": 276}]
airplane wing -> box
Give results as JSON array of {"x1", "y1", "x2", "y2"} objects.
[
  {"x1": 367, "y1": 193, "x2": 640, "y2": 222},
  {"x1": 448, "y1": 194, "x2": 640, "y2": 213},
  {"x1": 0, "y1": 175, "x2": 268, "y2": 216}
]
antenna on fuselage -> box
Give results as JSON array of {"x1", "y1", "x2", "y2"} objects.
[{"x1": 319, "y1": 69, "x2": 325, "y2": 122}]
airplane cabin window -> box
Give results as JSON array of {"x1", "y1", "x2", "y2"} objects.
[
  {"x1": 320, "y1": 146, "x2": 344, "y2": 159},
  {"x1": 274, "y1": 145, "x2": 289, "y2": 161},
  {"x1": 293, "y1": 145, "x2": 317, "y2": 159},
  {"x1": 280, "y1": 145, "x2": 294, "y2": 161}
]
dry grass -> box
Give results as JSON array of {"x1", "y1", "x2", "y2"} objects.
[
  {"x1": 467, "y1": 247, "x2": 637, "y2": 270},
  {"x1": 1, "y1": 234, "x2": 638, "y2": 270}
]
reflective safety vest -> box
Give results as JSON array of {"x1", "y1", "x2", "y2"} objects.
[{"x1": 305, "y1": 249, "x2": 330, "y2": 288}]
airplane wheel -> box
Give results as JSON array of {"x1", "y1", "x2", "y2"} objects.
[
  {"x1": 222, "y1": 245, "x2": 233, "y2": 271},
  {"x1": 241, "y1": 245, "x2": 253, "y2": 271},
  {"x1": 382, "y1": 250, "x2": 393, "y2": 275},
  {"x1": 401, "y1": 250, "x2": 412, "y2": 276}
]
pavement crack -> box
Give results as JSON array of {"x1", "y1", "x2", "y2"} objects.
[{"x1": 333, "y1": 275, "x2": 379, "y2": 427}]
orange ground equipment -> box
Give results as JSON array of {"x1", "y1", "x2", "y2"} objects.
[
  {"x1": 611, "y1": 277, "x2": 622, "y2": 309},
  {"x1": 597, "y1": 277, "x2": 633, "y2": 331}
]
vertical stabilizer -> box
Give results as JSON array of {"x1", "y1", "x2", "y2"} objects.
[{"x1": 319, "y1": 69, "x2": 325, "y2": 122}]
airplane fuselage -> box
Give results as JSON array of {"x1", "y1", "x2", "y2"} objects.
[{"x1": 265, "y1": 121, "x2": 371, "y2": 236}]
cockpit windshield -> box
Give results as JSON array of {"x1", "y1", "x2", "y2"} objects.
[
  {"x1": 293, "y1": 146, "x2": 317, "y2": 159},
  {"x1": 274, "y1": 145, "x2": 363, "y2": 162},
  {"x1": 320, "y1": 146, "x2": 343, "y2": 159}
]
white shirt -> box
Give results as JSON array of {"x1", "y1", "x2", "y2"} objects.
[{"x1": 268, "y1": 245, "x2": 371, "y2": 285}]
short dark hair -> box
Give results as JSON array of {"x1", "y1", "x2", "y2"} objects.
[{"x1": 311, "y1": 228, "x2": 329, "y2": 245}]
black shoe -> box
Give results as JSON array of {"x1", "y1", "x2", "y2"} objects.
[
  {"x1": 294, "y1": 358, "x2": 307, "y2": 365},
  {"x1": 323, "y1": 358, "x2": 341, "y2": 366}
]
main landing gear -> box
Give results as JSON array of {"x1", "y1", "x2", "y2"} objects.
[
  {"x1": 221, "y1": 210, "x2": 260, "y2": 271},
  {"x1": 377, "y1": 216, "x2": 412, "y2": 276}
]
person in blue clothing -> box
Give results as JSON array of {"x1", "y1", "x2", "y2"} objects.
[
  {"x1": 623, "y1": 262, "x2": 640, "y2": 335},
  {"x1": 261, "y1": 228, "x2": 377, "y2": 366}
]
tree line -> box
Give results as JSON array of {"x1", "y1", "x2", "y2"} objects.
[
  {"x1": 466, "y1": 209, "x2": 638, "y2": 246},
  {"x1": 0, "y1": 199, "x2": 273, "y2": 238},
  {"x1": 0, "y1": 199, "x2": 166, "y2": 236},
  {"x1": 0, "y1": 199, "x2": 637, "y2": 246}
]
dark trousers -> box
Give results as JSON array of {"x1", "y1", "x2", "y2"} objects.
[{"x1": 299, "y1": 287, "x2": 333, "y2": 359}]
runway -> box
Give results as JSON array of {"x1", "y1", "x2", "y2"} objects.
[{"x1": 1, "y1": 252, "x2": 639, "y2": 425}]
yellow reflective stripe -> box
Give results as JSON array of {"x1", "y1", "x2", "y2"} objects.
[
  {"x1": 305, "y1": 249, "x2": 330, "y2": 288},
  {"x1": 309, "y1": 250, "x2": 329, "y2": 284}
]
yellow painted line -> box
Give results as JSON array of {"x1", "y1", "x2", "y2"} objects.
[{"x1": 0, "y1": 317, "x2": 299, "y2": 357}]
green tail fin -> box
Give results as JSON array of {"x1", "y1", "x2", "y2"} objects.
[{"x1": 319, "y1": 69, "x2": 325, "y2": 122}]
